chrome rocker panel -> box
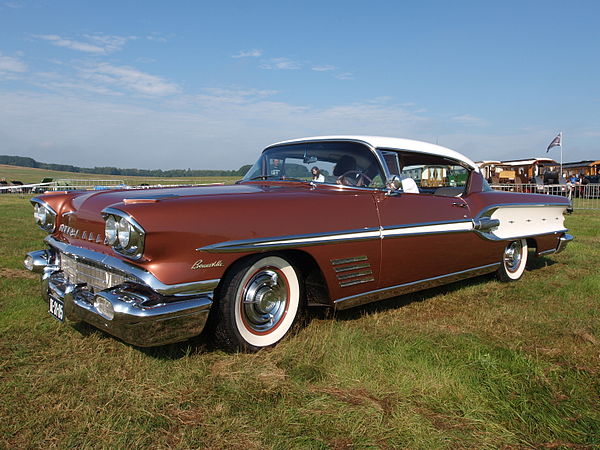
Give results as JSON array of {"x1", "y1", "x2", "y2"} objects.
[
  {"x1": 334, "y1": 263, "x2": 501, "y2": 310},
  {"x1": 24, "y1": 242, "x2": 216, "y2": 347}
]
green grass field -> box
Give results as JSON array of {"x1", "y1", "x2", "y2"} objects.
[
  {"x1": 0, "y1": 164, "x2": 240, "y2": 186},
  {"x1": 1, "y1": 195, "x2": 598, "y2": 448}
]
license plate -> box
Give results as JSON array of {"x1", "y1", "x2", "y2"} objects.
[{"x1": 49, "y1": 296, "x2": 65, "y2": 322}]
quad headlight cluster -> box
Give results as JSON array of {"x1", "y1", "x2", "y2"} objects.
[
  {"x1": 32, "y1": 199, "x2": 57, "y2": 232},
  {"x1": 102, "y1": 208, "x2": 145, "y2": 259}
]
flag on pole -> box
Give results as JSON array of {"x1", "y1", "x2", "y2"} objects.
[{"x1": 546, "y1": 133, "x2": 561, "y2": 152}]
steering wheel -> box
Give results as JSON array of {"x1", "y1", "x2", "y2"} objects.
[{"x1": 337, "y1": 170, "x2": 372, "y2": 187}]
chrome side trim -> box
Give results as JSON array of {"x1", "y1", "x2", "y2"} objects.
[
  {"x1": 334, "y1": 263, "x2": 371, "y2": 273},
  {"x1": 382, "y1": 220, "x2": 473, "y2": 238},
  {"x1": 475, "y1": 202, "x2": 570, "y2": 219},
  {"x1": 340, "y1": 277, "x2": 376, "y2": 288},
  {"x1": 200, "y1": 210, "x2": 568, "y2": 255},
  {"x1": 537, "y1": 249, "x2": 556, "y2": 256},
  {"x1": 331, "y1": 256, "x2": 368, "y2": 265},
  {"x1": 198, "y1": 228, "x2": 381, "y2": 253},
  {"x1": 200, "y1": 220, "x2": 478, "y2": 254},
  {"x1": 336, "y1": 270, "x2": 373, "y2": 280},
  {"x1": 44, "y1": 236, "x2": 219, "y2": 296},
  {"x1": 476, "y1": 228, "x2": 568, "y2": 242},
  {"x1": 330, "y1": 255, "x2": 374, "y2": 288},
  {"x1": 334, "y1": 263, "x2": 500, "y2": 310}
]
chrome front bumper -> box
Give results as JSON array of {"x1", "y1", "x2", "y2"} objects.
[{"x1": 24, "y1": 243, "x2": 216, "y2": 347}]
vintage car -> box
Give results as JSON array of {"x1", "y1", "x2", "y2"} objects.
[{"x1": 24, "y1": 136, "x2": 573, "y2": 352}]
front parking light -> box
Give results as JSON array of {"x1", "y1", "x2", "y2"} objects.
[{"x1": 94, "y1": 295, "x2": 115, "y2": 320}]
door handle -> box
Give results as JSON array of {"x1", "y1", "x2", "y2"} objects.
[{"x1": 452, "y1": 202, "x2": 467, "y2": 208}]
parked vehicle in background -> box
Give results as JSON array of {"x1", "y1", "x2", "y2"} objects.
[
  {"x1": 32, "y1": 178, "x2": 54, "y2": 194},
  {"x1": 24, "y1": 136, "x2": 573, "y2": 352}
]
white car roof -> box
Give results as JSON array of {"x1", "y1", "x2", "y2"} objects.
[{"x1": 269, "y1": 135, "x2": 479, "y2": 171}]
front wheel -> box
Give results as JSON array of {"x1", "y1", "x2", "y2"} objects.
[
  {"x1": 214, "y1": 255, "x2": 303, "y2": 352},
  {"x1": 497, "y1": 239, "x2": 528, "y2": 282}
]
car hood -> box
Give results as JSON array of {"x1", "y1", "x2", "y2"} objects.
[
  {"x1": 45, "y1": 183, "x2": 282, "y2": 250},
  {"x1": 71, "y1": 183, "x2": 268, "y2": 211}
]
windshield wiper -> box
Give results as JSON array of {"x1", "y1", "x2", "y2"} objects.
[
  {"x1": 245, "y1": 175, "x2": 310, "y2": 183},
  {"x1": 246, "y1": 175, "x2": 281, "y2": 181}
]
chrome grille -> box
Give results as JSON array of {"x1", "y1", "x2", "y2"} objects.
[{"x1": 60, "y1": 253, "x2": 136, "y2": 293}]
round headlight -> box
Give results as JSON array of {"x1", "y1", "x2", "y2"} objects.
[
  {"x1": 32, "y1": 200, "x2": 56, "y2": 232},
  {"x1": 102, "y1": 208, "x2": 145, "y2": 259},
  {"x1": 117, "y1": 218, "x2": 131, "y2": 247},
  {"x1": 33, "y1": 204, "x2": 44, "y2": 225},
  {"x1": 105, "y1": 216, "x2": 118, "y2": 245}
]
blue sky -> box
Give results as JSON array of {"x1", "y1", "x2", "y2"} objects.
[{"x1": 1, "y1": 0, "x2": 599, "y2": 170}]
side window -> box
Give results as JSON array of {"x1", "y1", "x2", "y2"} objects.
[
  {"x1": 381, "y1": 151, "x2": 400, "y2": 175},
  {"x1": 420, "y1": 165, "x2": 469, "y2": 189},
  {"x1": 379, "y1": 149, "x2": 472, "y2": 196},
  {"x1": 307, "y1": 142, "x2": 385, "y2": 188}
]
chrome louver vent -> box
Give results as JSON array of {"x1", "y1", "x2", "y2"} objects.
[
  {"x1": 331, "y1": 256, "x2": 374, "y2": 288},
  {"x1": 60, "y1": 253, "x2": 137, "y2": 293}
]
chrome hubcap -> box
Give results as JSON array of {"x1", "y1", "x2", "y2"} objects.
[
  {"x1": 242, "y1": 269, "x2": 288, "y2": 332},
  {"x1": 504, "y1": 241, "x2": 522, "y2": 272}
]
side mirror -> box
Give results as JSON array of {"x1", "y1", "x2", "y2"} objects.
[{"x1": 386, "y1": 175, "x2": 402, "y2": 191}]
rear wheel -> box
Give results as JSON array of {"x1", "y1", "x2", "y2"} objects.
[
  {"x1": 497, "y1": 239, "x2": 528, "y2": 282},
  {"x1": 214, "y1": 255, "x2": 303, "y2": 352}
]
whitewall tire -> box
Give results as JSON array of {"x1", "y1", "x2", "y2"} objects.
[
  {"x1": 214, "y1": 255, "x2": 303, "y2": 352},
  {"x1": 497, "y1": 239, "x2": 528, "y2": 282}
]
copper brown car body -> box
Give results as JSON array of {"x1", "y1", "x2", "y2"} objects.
[{"x1": 24, "y1": 136, "x2": 573, "y2": 351}]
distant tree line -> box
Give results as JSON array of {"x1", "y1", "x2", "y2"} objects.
[{"x1": 0, "y1": 155, "x2": 252, "y2": 178}]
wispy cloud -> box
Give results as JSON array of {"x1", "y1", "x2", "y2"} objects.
[
  {"x1": 35, "y1": 34, "x2": 106, "y2": 53},
  {"x1": 0, "y1": 90, "x2": 429, "y2": 169},
  {"x1": 199, "y1": 87, "x2": 278, "y2": 103},
  {"x1": 80, "y1": 63, "x2": 181, "y2": 96},
  {"x1": 34, "y1": 33, "x2": 135, "y2": 54},
  {"x1": 260, "y1": 57, "x2": 301, "y2": 70},
  {"x1": 136, "y1": 57, "x2": 157, "y2": 64},
  {"x1": 35, "y1": 79, "x2": 124, "y2": 96},
  {"x1": 451, "y1": 114, "x2": 487, "y2": 126},
  {"x1": 311, "y1": 65, "x2": 335, "y2": 72},
  {"x1": 85, "y1": 34, "x2": 136, "y2": 52},
  {"x1": 0, "y1": 52, "x2": 27, "y2": 77},
  {"x1": 232, "y1": 49, "x2": 263, "y2": 58},
  {"x1": 3, "y1": 89, "x2": 596, "y2": 169},
  {"x1": 334, "y1": 72, "x2": 354, "y2": 80},
  {"x1": 146, "y1": 33, "x2": 169, "y2": 43},
  {"x1": 1, "y1": 0, "x2": 24, "y2": 8}
]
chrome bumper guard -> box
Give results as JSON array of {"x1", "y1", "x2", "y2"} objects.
[
  {"x1": 555, "y1": 233, "x2": 574, "y2": 254},
  {"x1": 24, "y1": 245, "x2": 216, "y2": 347}
]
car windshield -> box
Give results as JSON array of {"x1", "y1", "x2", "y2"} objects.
[{"x1": 243, "y1": 141, "x2": 385, "y2": 188}]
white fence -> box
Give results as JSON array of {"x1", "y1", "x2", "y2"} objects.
[
  {"x1": 490, "y1": 183, "x2": 600, "y2": 210},
  {"x1": 3, "y1": 178, "x2": 598, "y2": 210},
  {"x1": 0, "y1": 179, "x2": 125, "y2": 194}
]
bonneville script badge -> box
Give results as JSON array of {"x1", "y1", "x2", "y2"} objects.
[{"x1": 191, "y1": 259, "x2": 224, "y2": 270}]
